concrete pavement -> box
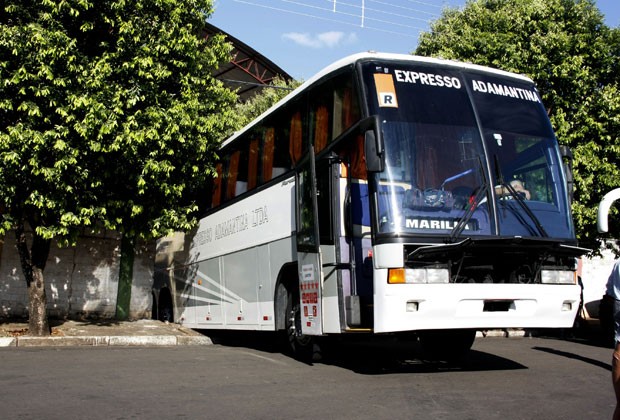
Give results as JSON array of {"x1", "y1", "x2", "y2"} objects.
[{"x1": 0, "y1": 319, "x2": 212, "y2": 347}]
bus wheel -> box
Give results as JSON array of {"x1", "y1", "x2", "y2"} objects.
[
  {"x1": 418, "y1": 329, "x2": 476, "y2": 363},
  {"x1": 285, "y1": 287, "x2": 321, "y2": 362}
]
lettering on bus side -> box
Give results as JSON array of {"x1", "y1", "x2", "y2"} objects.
[
  {"x1": 215, "y1": 213, "x2": 248, "y2": 240},
  {"x1": 194, "y1": 205, "x2": 270, "y2": 246},
  {"x1": 251, "y1": 206, "x2": 269, "y2": 227}
]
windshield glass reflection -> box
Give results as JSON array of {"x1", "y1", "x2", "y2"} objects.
[{"x1": 362, "y1": 61, "x2": 574, "y2": 240}]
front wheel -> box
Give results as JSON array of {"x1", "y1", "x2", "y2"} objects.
[{"x1": 285, "y1": 287, "x2": 322, "y2": 362}]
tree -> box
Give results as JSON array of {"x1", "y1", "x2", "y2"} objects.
[
  {"x1": 415, "y1": 0, "x2": 620, "y2": 252},
  {"x1": 234, "y1": 76, "x2": 302, "y2": 128},
  {"x1": 0, "y1": 0, "x2": 238, "y2": 334}
]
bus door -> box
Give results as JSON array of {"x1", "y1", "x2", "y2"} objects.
[{"x1": 295, "y1": 148, "x2": 323, "y2": 336}]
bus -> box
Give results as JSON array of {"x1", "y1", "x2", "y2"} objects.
[{"x1": 153, "y1": 52, "x2": 588, "y2": 361}]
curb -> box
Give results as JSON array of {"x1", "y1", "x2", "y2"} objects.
[
  {"x1": 0, "y1": 335, "x2": 212, "y2": 348},
  {"x1": 0, "y1": 337, "x2": 16, "y2": 347},
  {"x1": 1, "y1": 329, "x2": 525, "y2": 348}
]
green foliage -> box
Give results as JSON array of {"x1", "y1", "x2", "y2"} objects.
[
  {"x1": 416, "y1": 0, "x2": 620, "y2": 252},
  {"x1": 0, "y1": 0, "x2": 238, "y2": 243},
  {"x1": 234, "y1": 76, "x2": 302, "y2": 129}
]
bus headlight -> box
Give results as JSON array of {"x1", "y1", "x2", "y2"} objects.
[
  {"x1": 388, "y1": 268, "x2": 450, "y2": 284},
  {"x1": 541, "y1": 270, "x2": 576, "y2": 284}
]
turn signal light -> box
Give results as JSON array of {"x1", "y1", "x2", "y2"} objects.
[
  {"x1": 388, "y1": 268, "x2": 406, "y2": 284},
  {"x1": 388, "y1": 268, "x2": 449, "y2": 284}
]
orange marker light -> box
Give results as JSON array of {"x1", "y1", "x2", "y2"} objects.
[{"x1": 388, "y1": 268, "x2": 406, "y2": 284}]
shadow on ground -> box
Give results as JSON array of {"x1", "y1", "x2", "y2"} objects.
[{"x1": 198, "y1": 329, "x2": 527, "y2": 374}]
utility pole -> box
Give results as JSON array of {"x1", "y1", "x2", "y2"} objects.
[{"x1": 361, "y1": 0, "x2": 365, "y2": 27}]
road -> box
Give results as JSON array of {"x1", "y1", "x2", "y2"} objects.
[{"x1": 0, "y1": 332, "x2": 614, "y2": 419}]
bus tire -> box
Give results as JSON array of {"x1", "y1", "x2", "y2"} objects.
[
  {"x1": 418, "y1": 329, "x2": 476, "y2": 363},
  {"x1": 285, "y1": 285, "x2": 322, "y2": 362}
]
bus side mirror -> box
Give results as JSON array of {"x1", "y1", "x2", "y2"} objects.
[
  {"x1": 559, "y1": 144, "x2": 574, "y2": 205},
  {"x1": 364, "y1": 129, "x2": 384, "y2": 172},
  {"x1": 361, "y1": 115, "x2": 384, "y2": 173}
]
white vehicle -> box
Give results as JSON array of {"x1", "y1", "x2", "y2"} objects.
[{"x1": 153, "y1": 52, "x2": 588, "y2": 360}]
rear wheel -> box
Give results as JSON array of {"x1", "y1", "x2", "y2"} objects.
[{"x1": 418, "y1": 329, "x2": 476, "y2": 363}]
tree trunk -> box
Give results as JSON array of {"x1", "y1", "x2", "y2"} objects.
[
  {"x1": 15, "y1": 222, "x2": 51, "y2": 336},
  {"x1": 115, "y1": 234, "x2": 135, "y2": 321},
  {"x1": 28, "y1": 266, "x2": 50, "y2": 336}
]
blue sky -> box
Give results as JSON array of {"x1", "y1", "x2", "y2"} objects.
[{"x1": 209, "y1": 0, "x2": 620, "y2": 80}]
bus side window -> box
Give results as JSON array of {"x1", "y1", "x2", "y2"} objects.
[
  {"x1": 272, "y1": 111, "x2": 293, "y2": 176},
  {"x1": 308, "y1": 81, "x2": 332, "y2": 155},
  {"x1": 314, "y1": 105, "x2": 329, "y2": 153},
  {"x1": 333, "y1": 83, "x2": 360, "y2": 139},
  {"x1": 226, "y1": 150, "x2": 240, "y2": 200},
  {"x1": 235, "y1": 148, "x2": 249, "y2": 197},
  {"x1": 211, "y1": 162, "x2": 223, "y2": 208},
  {"x1": 337, "y1": 134, "x2": 367, "y2": 181},
  {"x1": 309, "y1": 72, "x2": 360, "y2": 154},
  {"x1": 248, "y1": 137, "x2": 259, "y2": 190},
  {"x1": 350, "y1": 135, "x2": 367, "y2": 180},
  {"x1": 289, "y1": 111, "x2": 303, "y2": 165},
  {"x1": 262, "y1": 128, "x2": 275, "y2": 182}
]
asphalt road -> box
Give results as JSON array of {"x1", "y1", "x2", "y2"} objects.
[{"x1": 0, "y1": 332, "x2": 614, "y2": 420}]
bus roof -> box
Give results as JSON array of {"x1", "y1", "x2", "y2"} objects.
[{"x1": 221, "y1": 51, "x2": 534, "y2": 148}]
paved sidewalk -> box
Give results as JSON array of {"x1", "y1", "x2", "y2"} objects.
[{"x1": 0, "y1": 319, "x2": 212, "y2": 347}]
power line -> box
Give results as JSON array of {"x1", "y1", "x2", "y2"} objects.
[
  {"x1": 367, "y1": 0, "x2": 440, "y2": 18},
  {"x1": 332, "y1": 0, "x2": 436, "y2": 24},
  {"x1": 232, "y1": 0, "x2": 430, "y2": 37},
  {"x1": 233, "y1": 0, "x2": 438, "y2": 33},
  {"x1": 232, "y1": 0, "x2": 358, "y2": 26},
  {"x1": 401, "y1": 0, "x2": 443, "y2": 9}
]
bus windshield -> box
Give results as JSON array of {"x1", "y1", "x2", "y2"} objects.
[{"x1": 362, "y1": 61, "x2": 574, "y2": 239}]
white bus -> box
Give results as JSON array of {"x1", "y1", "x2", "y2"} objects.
[{"x1": 153, "y1": 52, "x2": 588, "y2": 361}]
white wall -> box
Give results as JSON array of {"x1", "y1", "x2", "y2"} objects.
[
  {"x1": 581, "y1": 246, "x2": 617, "y2": 320},
  {"x1": 0, "y1": 231, "x2": 155, "y2": 320}
]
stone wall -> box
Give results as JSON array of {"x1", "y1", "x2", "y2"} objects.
[{"x1": 0, "y1": 231, "x2": 155, "y2": 320}]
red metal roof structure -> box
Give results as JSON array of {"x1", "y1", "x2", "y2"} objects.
[{"x1": 204, "y1": 22, "x2": 292, "y2": 102}]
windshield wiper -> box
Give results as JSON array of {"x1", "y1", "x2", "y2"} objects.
[
  {"x1": 492, "y1": 154, "x2": 547, "y2": 237},
  {"x1": 498, "y1": 181, "x2": 548, "y2": 237},
  {"x1": 449, "y1": 157, "x2": 487, "y2": 242},
  {"x1": 449, "y1": 183, "x2": 487, "y2": 242}
]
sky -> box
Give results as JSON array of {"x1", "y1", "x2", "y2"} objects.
[{"x1": 209, "y1": 0, "x2": 620, "y2": 81}]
